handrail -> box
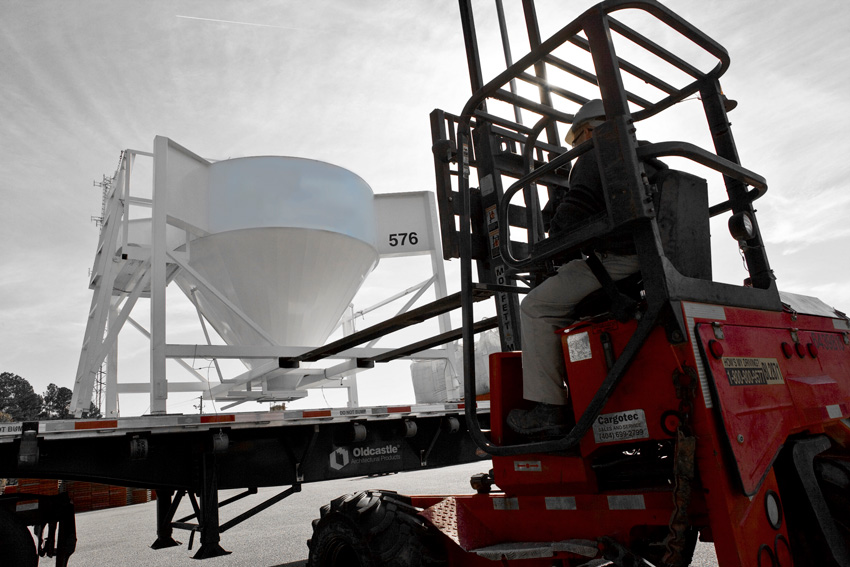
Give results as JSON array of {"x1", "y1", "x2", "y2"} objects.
[
  {"x1": 457, "y1": 0, "x2": 730, "y2": 135},
  {"x1": 495, "y1": 139, "x2": 768, "y2": 272},
  {"x1": 635, "y1": 142, "x2": 768, "y2": 216},
  {"x1": 498, "y1": 139, "x2": 594, "y2": 270}
]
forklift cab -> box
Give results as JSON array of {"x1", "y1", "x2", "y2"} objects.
[
  {"x1": 304, "y1": 3, "x2": 849, "y2": 567},
  {"x1": 430, "y1": 0, "x2": 776, "y2": 459},
  {"x1": 420, "y1": 4, "x2": 850, "y2": 566}
]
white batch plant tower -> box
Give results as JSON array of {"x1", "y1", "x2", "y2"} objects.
[{"x1": 70, "y1": 137, "x2": 459, "y2": 417}]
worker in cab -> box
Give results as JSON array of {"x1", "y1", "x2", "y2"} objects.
[{"x1": 507, "y1": 99, "x2": 641, "y2": 436}]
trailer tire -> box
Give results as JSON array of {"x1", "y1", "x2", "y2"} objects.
[
  {"x1": 0, "y1": 507, "x2": 38, "y2": 567},
  {"x1": 307, "y1": 490, "x2": 447, "y2": 567}
]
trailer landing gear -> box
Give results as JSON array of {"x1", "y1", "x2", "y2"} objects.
[{"x1": 307, "y1": 490, "x2": 447, "y2": 567}]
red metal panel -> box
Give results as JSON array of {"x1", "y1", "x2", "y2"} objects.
[
  {"x1": 488, "y1": 352, "x2": 525, "y2": 446},
  {"x1": 696, "y1": 319, "x2": 850, "y2": 496},
  {"x1": 492, "y1": 453, "x2": 590, "y2": 493},
  {"x1": 420, "y1": 492, "x2": 673, "y2": 555},
  {"x1": 562, "y1": 320, "x2": 686, "y2": 456},
  {"x1": 686, "y1": 304, "x2": 849, "y2": 565}
]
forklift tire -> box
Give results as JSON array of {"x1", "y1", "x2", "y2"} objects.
[
  {"x1": 775, "y1": 437, "x2": 850, "y2": 567},
  {"x1": 307, "y1": 490, "x2": 447, "y2": 567},
  {"x1": 0, "y1": 507, "x2": 38, "y2": 567}
]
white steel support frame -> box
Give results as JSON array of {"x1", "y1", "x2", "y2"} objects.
[
  {"x1": 150, "y1": 136, "x2": 169, "y2": 414},
  {"x1": 71, "y1": 149, "x2": 152, "y2": 416},
  {"x1": 71, "y1": 137, "x2": 458, "y2": 417}
]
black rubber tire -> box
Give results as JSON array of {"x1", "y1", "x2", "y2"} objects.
[
  {"x1": 307, "y1": 490, "x2": 447, "y2": 567},
  {"x1": 776, "y1": 442, "x2": 850, "y2": 567},
  {"x1": 815, "y1": 457, "x2": 850, "y2": 533},
  {"x1": 0, "y1": 507, "x2": 38, "y2": 567}
]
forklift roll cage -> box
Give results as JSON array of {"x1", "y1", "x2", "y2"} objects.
[{"x1": 431, "y1": 0, "x2": 781, "y2": 456}]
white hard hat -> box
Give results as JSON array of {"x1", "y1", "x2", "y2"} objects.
[{"x1": 564, "y1": 99, "x2": 605, "y2": 146}]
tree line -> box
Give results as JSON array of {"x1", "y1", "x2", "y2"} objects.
[{"x1": 0, "y1": 371, "x2": 101, "y2": 422}]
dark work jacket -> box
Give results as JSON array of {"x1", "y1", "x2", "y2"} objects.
[{"x1": 548, "y1": 143, "x2": 662, "y2": 256}]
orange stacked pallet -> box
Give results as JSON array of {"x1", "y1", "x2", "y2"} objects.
[
  {"x1": 8, "y1": 479, "x2": 156, "y2": 512},
  {"x1": 89, "y1": 483, "x2": 110, "y2": 511},
  {"x1": 15, "y1": 478, "x2": 60, "y2": 495},
  {"x1": 130, "y1": 488, "x2": 150, "y2": 504},
  {"x1": 65, "y1": 480, "x2": 92, "y2": 513},
  {"x1": 109, "y1": 485, "x2": 128, "y2": 507}
]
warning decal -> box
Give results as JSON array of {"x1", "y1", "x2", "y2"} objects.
[
  {"x1": 722, "y1": 357, "x2": 784, "y2": 386},
  {"x1": 593, "y1": 409, "x2": 649, "y2": 444},
  {"x1": 567, "y1": 332, "x2": 592, "y2": 362}
]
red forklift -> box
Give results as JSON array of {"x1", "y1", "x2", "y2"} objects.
[{"x1": 307, "y1": 1, "x2": 850, "y2": 565}]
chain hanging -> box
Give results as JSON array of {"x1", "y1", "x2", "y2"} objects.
[{"x1": 660, "y1": 365, "x2": 699, "y2": 567}]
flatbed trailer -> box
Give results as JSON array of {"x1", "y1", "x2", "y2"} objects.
[
  {"x1": 0, "y1": 157, "x2": 498, "y2": 566},
  {"x1": 0, "y1": 399, "x2": 490, "y2": 564}
]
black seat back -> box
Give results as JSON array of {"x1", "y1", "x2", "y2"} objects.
[{"x1": 654, "y1": 169, "x2": 712, "y2": 281}]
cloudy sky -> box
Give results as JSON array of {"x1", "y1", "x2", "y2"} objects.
[{"x1": 1, "y1": 0, "x2": 848, "y2": 416}]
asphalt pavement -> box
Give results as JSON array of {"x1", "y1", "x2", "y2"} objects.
[{"x1": 36, "y1": 461, "x2": 719, "y2": 566}]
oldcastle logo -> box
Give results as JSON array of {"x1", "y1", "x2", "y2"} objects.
[
  {"x1": 329, "y1": 443, "x2": 402, "y2": 471},
  {"x1": 329, "y1": 447, "x2": 350, "y2": 471}
]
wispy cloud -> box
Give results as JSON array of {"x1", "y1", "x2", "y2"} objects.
[
  {"x1": 176, "y1": 15, "x2": 310, "y2": 32},
  {"x1": 761, "y1": 181, "x2": 850, "y2": 254}
]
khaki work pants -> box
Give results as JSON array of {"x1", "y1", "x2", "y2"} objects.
[{"x1": 519, "y1": 253, "x2": 640, "y2": 404}]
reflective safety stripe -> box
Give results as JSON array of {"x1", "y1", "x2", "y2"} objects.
[
  {"x1": 200, "y1": 415, "x2": 235, "y2": 423},
  {"x1": 75, "y1": 420, "x2": 118, "y2": 430},
  {"x1": 608, "y1": 494, "x2": 645, "y2": 510},
  {"x1": 514, "y1": 461, "x2": 542, "y2": 472},
  {"x1": 302, "y1": 410, "x2": 332, "y2": 418},
  {"x1": 545, "y1": 496, "x2": 577, "y2": 510},
  {"x1": 493, "y1": 497, "x2": 519, "y2": 510},
  {"x1": 683, "y1": 302, "x2": 726, "y2": 409},
  {"x1": 16, "y1": 501, "x2": 39, "y2": 512}
]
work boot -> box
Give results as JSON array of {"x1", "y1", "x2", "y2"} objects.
[{"x1": 507, "y1": 403, "x2": 570, "y2": 436}]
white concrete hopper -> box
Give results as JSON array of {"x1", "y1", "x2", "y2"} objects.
[{"x1": 170, "y1": 157, "x2": 379, "y2": 360}]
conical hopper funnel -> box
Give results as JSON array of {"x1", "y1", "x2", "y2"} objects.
[{"x1": 171, "y1": 156, "x2": 379, "y2": 366}]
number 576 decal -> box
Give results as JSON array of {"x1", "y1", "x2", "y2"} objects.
[{"x1": 388, "y1": 232, "x2": 418, "y2": 247}]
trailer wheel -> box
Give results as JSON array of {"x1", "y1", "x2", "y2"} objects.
[
  {"x1": 307, "y1": 490, "x2": 447, "y2": 567},
  {"x1": 0, "y1": 507, "x2": 38, "y2": 567}
]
